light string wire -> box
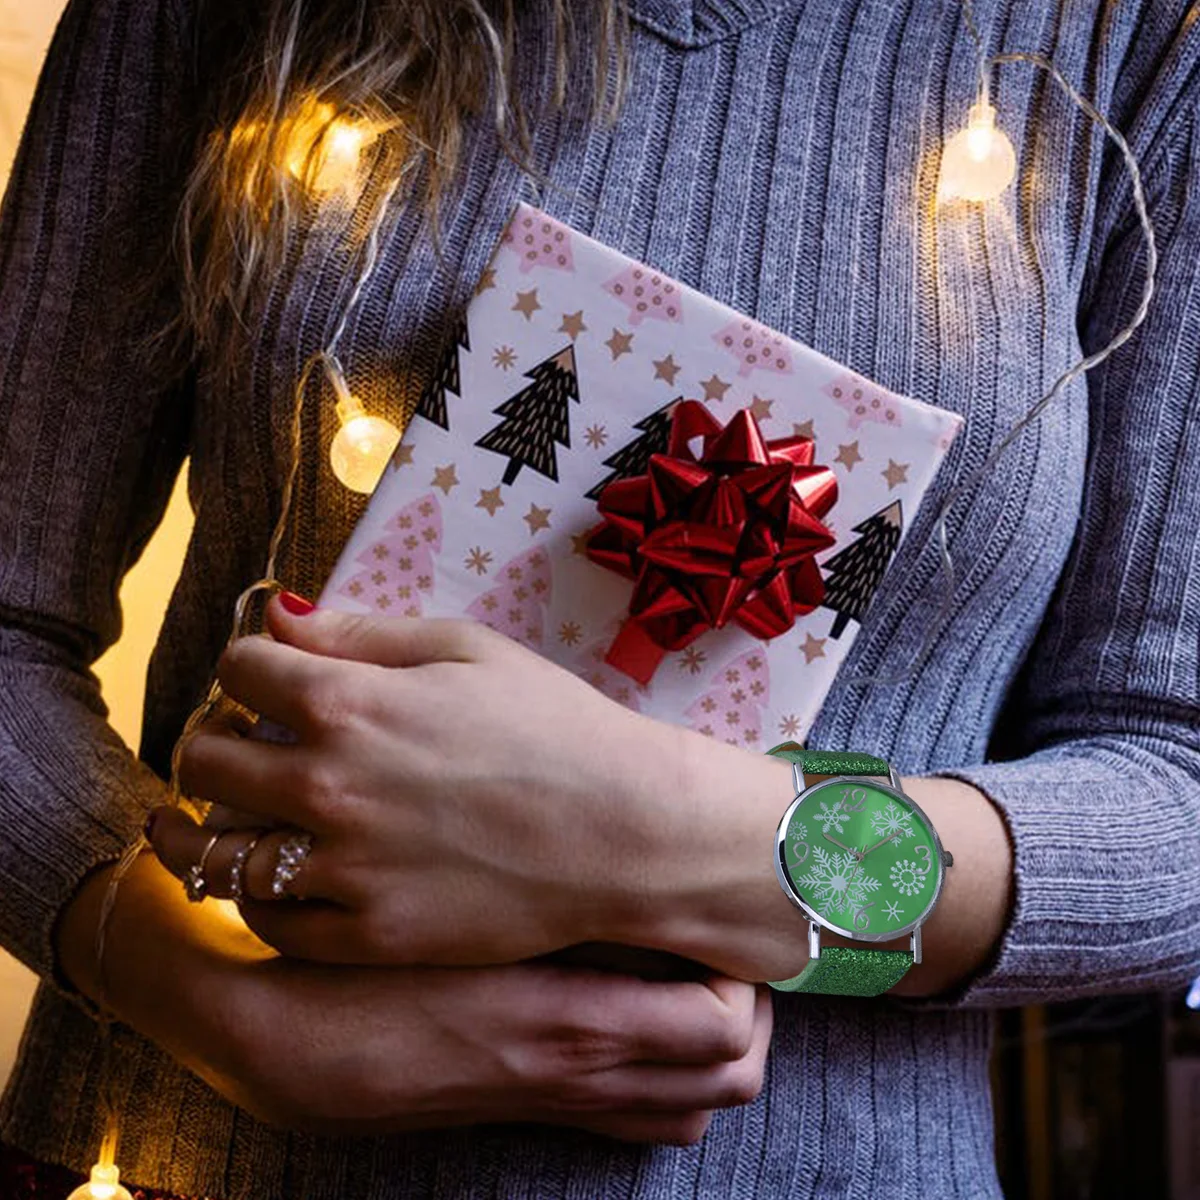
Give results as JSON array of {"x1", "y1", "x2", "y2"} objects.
[
  {"x1": 85, "y1": 162, "x2": 411, "y2": 1163},
  {"x1": 844, "y1": 43, "x2": 1158, "y2": 689}
]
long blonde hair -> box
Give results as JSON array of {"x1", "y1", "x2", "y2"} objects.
[{"x1": 175, "y1": 0, "x2": 631, "y2": 364}]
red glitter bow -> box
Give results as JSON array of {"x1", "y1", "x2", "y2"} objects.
[{"x1": 584, "y1": 399, "x2": 838, "y2": 686}]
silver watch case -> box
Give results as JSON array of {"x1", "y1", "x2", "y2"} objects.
[{"x1": 773, "y1": 764, "x2": 953, "y2": 964}]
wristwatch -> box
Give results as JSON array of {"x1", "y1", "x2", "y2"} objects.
[{"x1": 764, "y1": 741, "x2": 953, "y2": 996}]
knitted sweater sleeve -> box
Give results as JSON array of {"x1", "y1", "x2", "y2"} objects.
[
  {"x1": 0, "y1": 0, "x2": 195, "y2": 991},
  {"x1": 898, "y1": 20, "x2": 1200, "y2": 1011}
]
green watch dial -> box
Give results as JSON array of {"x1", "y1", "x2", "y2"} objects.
[{"x1": 778, "y1": 778, "x2": 944, "y2": 940}]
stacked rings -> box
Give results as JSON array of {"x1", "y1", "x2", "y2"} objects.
[
  {"x1": 271, "y1": 833, "x2": 313, "y2": 899},
  {"x1": 183, "y1": 833, "x2": 221, "y2": 903},
  {"x1": 228, "y1": 834, "x2": 264, "y2": 903}
]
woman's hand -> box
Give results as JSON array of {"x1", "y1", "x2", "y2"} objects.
[
  {"x1": 149, "y1": 594, "x2": 685, "y2": 968},
  {"x1": 55, "y1": 851, "x2": 773, "y2": 1143}
]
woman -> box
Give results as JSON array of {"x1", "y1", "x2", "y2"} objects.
[{"x1": 1, "y1": 0, "x2": 1198, "y2": 1196}]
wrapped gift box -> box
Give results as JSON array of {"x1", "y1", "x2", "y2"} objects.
[{"x1": 316, "y1": 202, "x2": 963, "y2": 750}]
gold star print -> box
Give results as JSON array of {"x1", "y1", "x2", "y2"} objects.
[
  {"x1": 523, "y1": 502, "x2": 552, "y2": 535},
  {"x1": 748, "y1": 395, "x2": 774, "y2": 423},
  {"x1": 835, "y1": 441, "x2": 863, "y2": 471},
  {"x1": 559, "y1": 621, "x2": 583, "y2": 646},
  {"x1": 477, "y1": 486, "x2": 504, "y2": 516},
  {"x1": 792, "y1": 419, "x2": 816, "y2": 441},
  {"x1": 778, "y1": 714, "x2": 801, "y2": 737},
  {"x1": 800, "y1": 633, "x2": 827, "y2": 663},
  {"x1": 431, "y1": 463, "x2": 459, "y2": 495},
  {"x1": 391, "y1": 442, "x2": 415, "y2": 469},
  {"x1": 492, "y1": 345, "x2": 518, "y2": 371},
  {"x1": 605, "y1": 328, "x2": 635, "y2": 360},
  {"x1": 513, "y1": 289, "x2": 542, "y2": 321},
  {"x1": 571, "y1": 528, "x2": 595, "y2": 555},
  {"x1": 653, "y1": 354, "x2": 681, "y2": 385},
  {"x1": 464, "y1": 547, "x2": 492, "y2": 575},
  {"x1": 584, "y1": 424, "x2": 607, "y2": 449},
  {"x1": 475, "y1": 266, "x2": 497, "y2": 294},
  {"x1": 680, "y1": 646, "x2": 708, "y2": 674},
  {"x1": 701, "y1": 374, "x2": 732, "y2": 403},
  {"x1": 559, "y1": 311, "x2": 588, "y2": 340},
  {"x1": 882, "y1": 459, "x2": 910, "y2": 489}
]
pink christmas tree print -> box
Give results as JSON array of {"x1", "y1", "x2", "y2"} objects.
[
  {"x1": 465, "y1": 546, "x2": 553, "y2": 652},
  {"x1": 602, "y1": 264, "x2": 683, "y2": 327},
  {"x1": 822, "y1": 372, "x2": 904, "y2": 431},
  {"x1": 573, "y1": 632, "x2": 648, "y2": 714},
  {"x1": 335, "y1": 493, "x2": 444, "y2": 616},
  {"x1": 684, "y1": 649, "x2": 771, "y2": 748},
  {"x1": 713, "y1": 318, "x2": 795, "y2": 379},
  {"x1": 501, "y1": 211, "x2": 576, "y2": 275}
]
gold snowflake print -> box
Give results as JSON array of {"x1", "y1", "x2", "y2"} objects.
[
  {"x1": 422, "y1": 527, "x2": 438, "y2": 543},
  {"x1": 530, "y1": 551, "x2": 546, "y2": 567},
  {"x1": 726, "y1": 711, "x2": 741, "y2": 726},
  {"x1": 372, "y1": 544, "x2": 390, "y2": 560},
  {"x1": 680, "y1": 646, "x2": 707, "y2": 674},
  {"x1": 404, "y1": 534, "x2": 419, "y2": 550},
  {"x1": 376, "y1": 594, "x2": 392, "y2": 609},
  {"x1": 398, "y1": 585, "x2": 412, "y2": 599},
  {"x1": 508, "y1": 607, "x2": 524, "y2": 625},
  {"x1": 615, "y1": 686, "x2": 630, "y2": 703},
  {"x1": 507, "y1": 564, "x2": 524, "y2": 581},
  {"x1": 750, "y1": 679, "x2": 765, "y2": 697},
  {"x1": 371, "y1": 570, "x2": 387, "y2": 586},
  {"x1": 699, "y1": 724, "x2": 715, "y2": 737},
  {"x1": 701, "y1": 696, "x2": 717, "y2": 713},
  {"x1": 559, "y1": 621, "x2": 582, "y2": 646},
  {"x1": 585, "y1": 424, "x2": 608, "y2": 449},
  {"x1": 347, "y1": 580, "x2": 363, "y2": 597},
  {"x1": 404, "y1": 605, "x2": 420, "y2": 617},
  {"x1": 731, "y1": 688, "x2": 746, "y2": 704},
  {"x1": 398, "y1": 515, "x2": 413, "y2": 528},
  {"x1": 743, "y1": 728, "x2": 759, "y2": 743},
  {"x1": 481, "y1": 595, "x2": 498, "y2": 611},
  {"x1": 747, "y1": 654, "x2": 763, "y2": 671},
  {"x1": 417, "y1": 575, "x2": 432, "y2": 591},
  {"x1": 513, "y1": 585, "x2": 529, "y2": 601},
  {"x1": 725, "y1": 668, "x2": 741, "y2": 683},
  {"x1": 399, "y1": 556, "x2": 412, "y2": 571},
  {"x1": 532, "y1": 577, "x2": 548, "y2": 595},
  {"x1": 493, "y1": 345, "x2": 518, "y2": 371},
  {"x1": 778, "y1": 714, "x2": 801, "y2": 736},
  {"x1": 465, "y1": 547, "x2": 492, "y2": 575},
  {"x1": 419, "y1": 501, "x2": 434, "y2": 517}
]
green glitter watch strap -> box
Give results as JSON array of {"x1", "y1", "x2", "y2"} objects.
[
  {"x1": 767, "y1": 945, "x2": 914, "y2": 995},
  {"x1": 764, "y1": 741, "x2": 912, "y2": 996},
  {"x1": 764, "y1": 742, "x2": 890, "y2": 778}
]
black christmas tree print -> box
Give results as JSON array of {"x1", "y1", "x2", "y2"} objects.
[
  {"x1": 821, "y1": 500, "x2": 904, "y2": 638},
  {"x1": 476, "y1": 344, "x2": 581, "y2": 486},
  {"x1": 416, "y1": 311, "x2": 471, "y2": 430},
  {"x1": 584, "y1": 398, "x2": 684, "y2": 502}
]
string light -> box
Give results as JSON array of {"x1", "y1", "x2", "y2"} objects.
[
  {"x1": 938, "y1": 78, "x2": 1017, "y2": 203},
  {"x1": 326, "y1": 355, "x2": 402, "y2": 494},
  {"x1": 285, "y1": 100, "x2": 382, "y2": 195}
]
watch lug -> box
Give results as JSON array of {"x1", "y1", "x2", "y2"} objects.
[
  {"x1": 792, "y1": 761, "x2": 805, "y2": 796},
  {"x1": 943, "y1": 849, "x2": 954, "y2": 868},
  {"x1": 809, "y1": 921, "x2": 822, "y2": 961},
  {"x1": 910, "y1": 925, "x2": 922, "y2": 966},
  {"x1": 888, "y1": 764, "x2": 902, "y2": 791}
]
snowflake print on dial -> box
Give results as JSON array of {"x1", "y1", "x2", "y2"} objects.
[
  {"x1": 791, "y1": 846, "x2": 881, "y2": 920},
  {"x1": 816, "y1": 799, "x2": 848, "y2": 835},
  {"x1": 889, "y1": 860, "x2": 928, "y2": 898},
  {"x1": 779, "y1": 777, "x2": 945, "y2": 938},
  {"x1": 870, "y1": 800, "x2": 916, "y2": 841}
]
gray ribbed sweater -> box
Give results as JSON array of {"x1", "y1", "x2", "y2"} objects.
[{"x1": 2, "y1": 0, "x2": 1199, "y2": 1196}]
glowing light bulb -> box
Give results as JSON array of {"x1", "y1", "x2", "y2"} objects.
[
  {"x1": 330, "y1": 391, "x2": 402, "y2": 494},
  {"x1": 285, "y1": 100, "x2": 379, "y2": 195},
  {"x1": 938, "y1": 91, "x2": 1017, "y2": 204},
  {"x1": 67, "y1": 1163, "x2": 133, "y2": 1200}
]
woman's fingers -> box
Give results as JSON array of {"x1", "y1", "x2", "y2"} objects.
[
  {"x1": 176, "y1": 725, "x2": 328, "y2": 828},
  {"x1": 147, "y1": 809, "x2": 329, "y2": 904}
]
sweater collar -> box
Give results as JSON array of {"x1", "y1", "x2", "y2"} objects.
[{"x1": 626, "y1": 0, "x2": 790, "y2": 47}]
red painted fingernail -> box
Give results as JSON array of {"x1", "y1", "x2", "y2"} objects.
[{"x1": 280, "y1": 591, "x2": 316, "y2": 616}]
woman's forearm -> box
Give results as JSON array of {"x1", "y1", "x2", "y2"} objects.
[{"x1": 615, "y1": 721, "x2": 1015, "y2": 998}]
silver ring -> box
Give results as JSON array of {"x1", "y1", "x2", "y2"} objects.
[
  {"x1": 229, "y1": 833, "x2": 265, "y2": 903},
  {"x1": 271, "y1": 832, "x2": 313, "y2": 899},
  {"x1": 184, "y1": 832, "x2": 222, "y2": 903}
]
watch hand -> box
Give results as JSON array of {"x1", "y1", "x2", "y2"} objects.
[
  {"x1": 823, "y1": 831, "x2": 861, "y2": 858},
  {"x1": 860, "y1": 833, "x2": 900, "y2": 859}
]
